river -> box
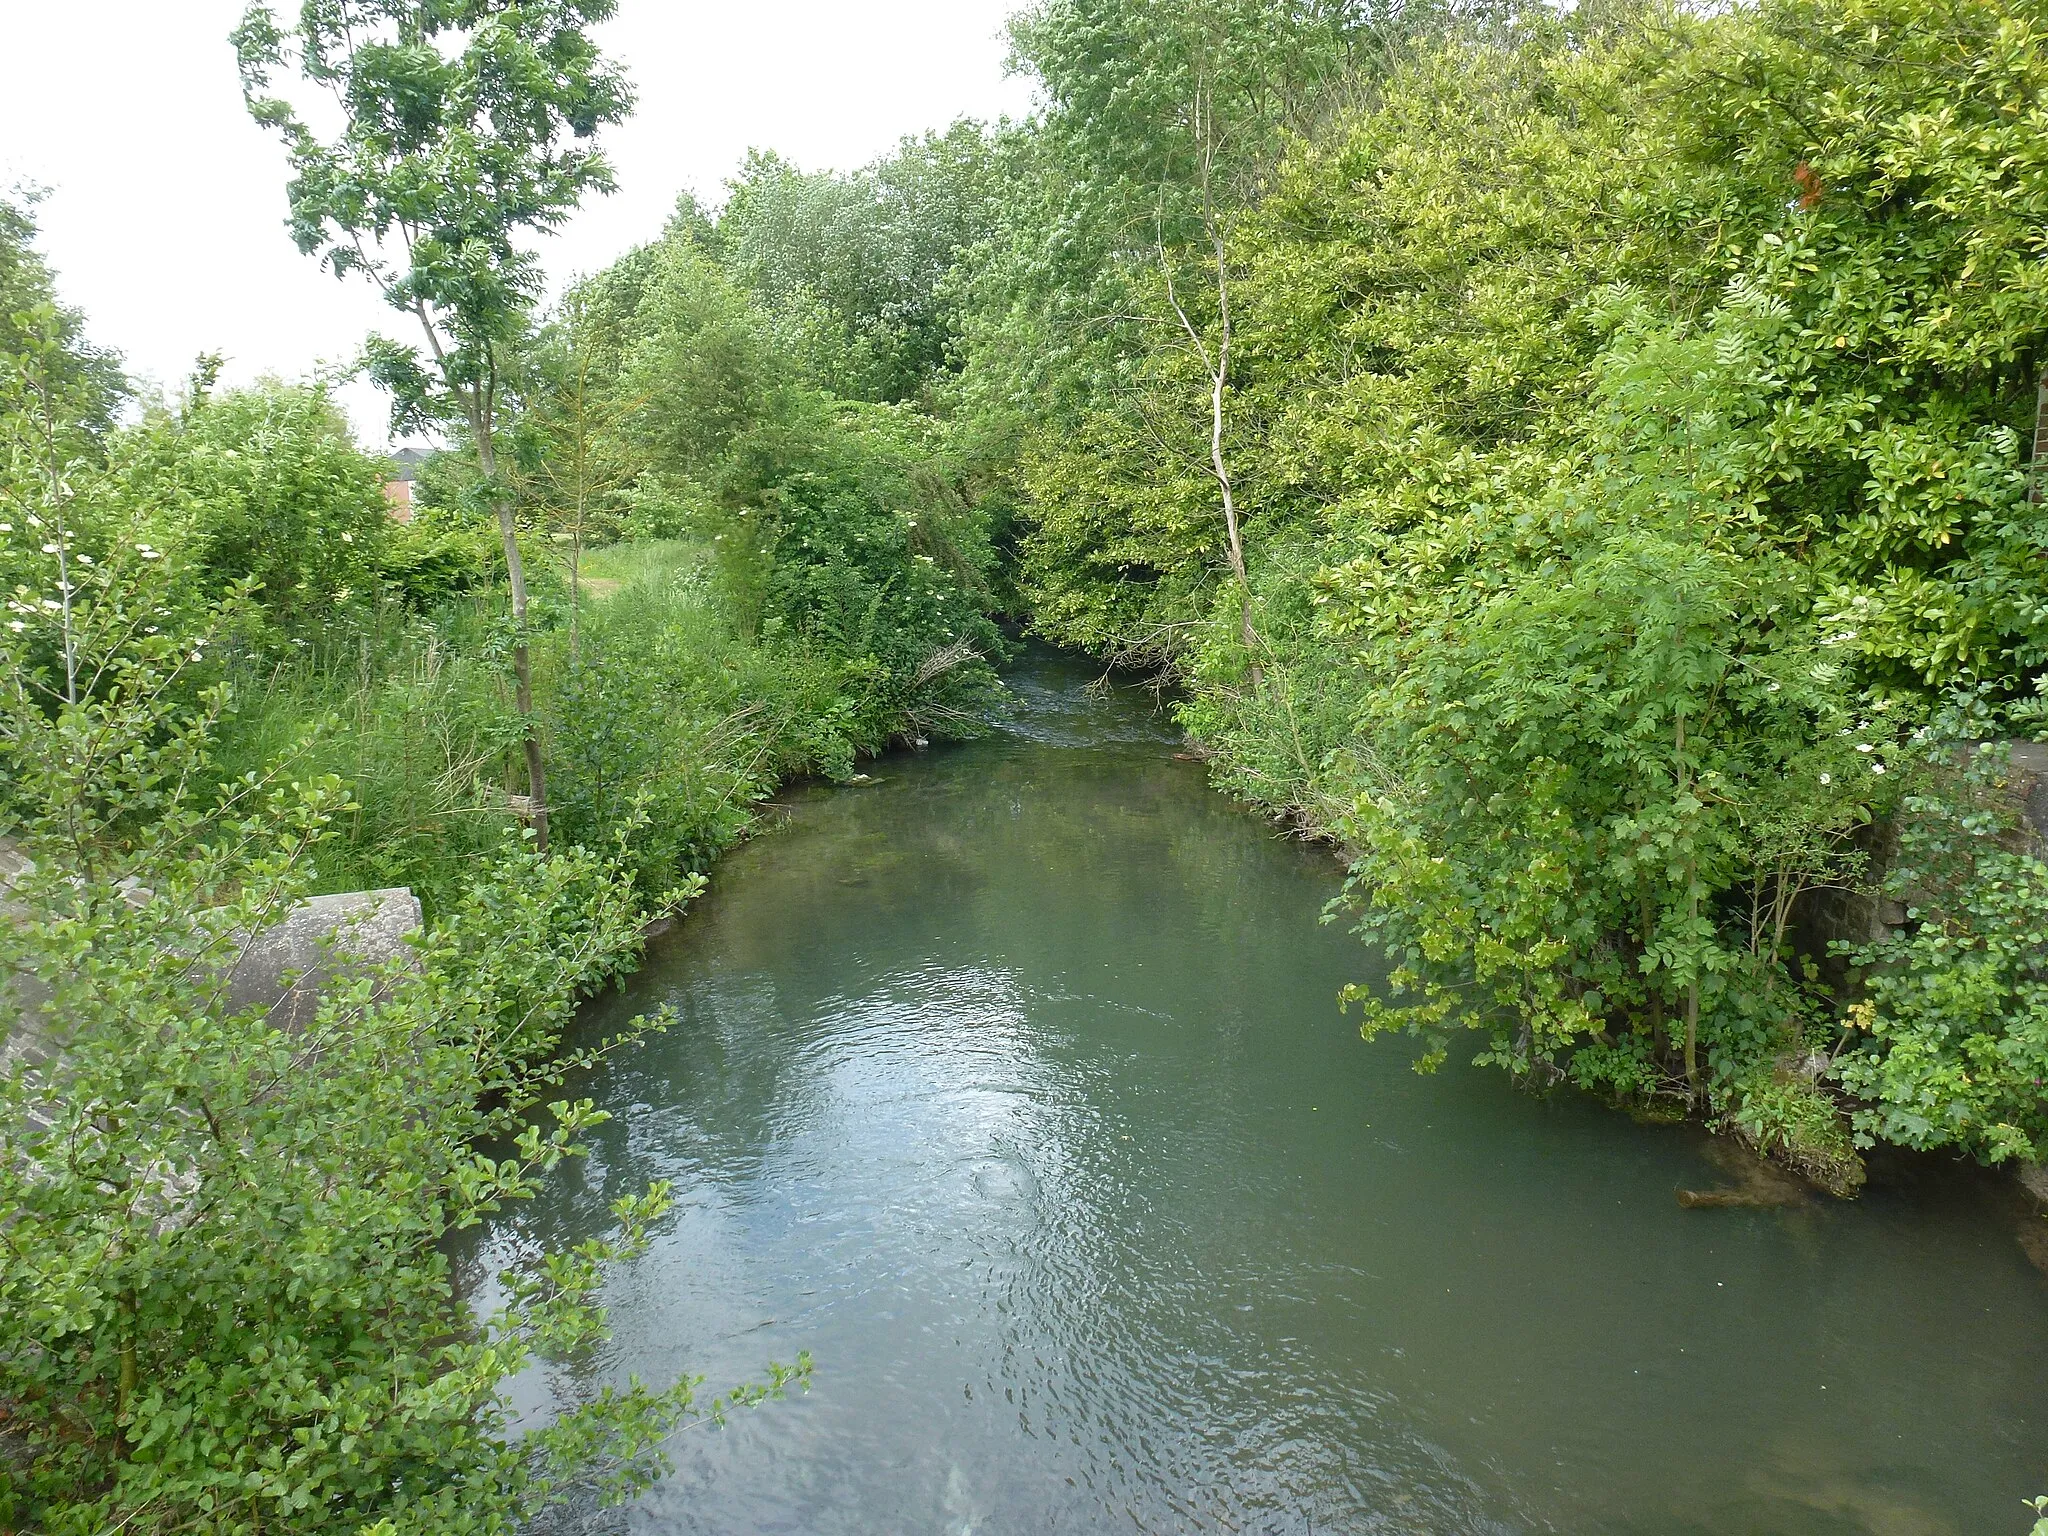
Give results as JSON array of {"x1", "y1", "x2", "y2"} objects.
[{"x1": 464, "y1": 648, "x2": 2048, "y2": 1535}]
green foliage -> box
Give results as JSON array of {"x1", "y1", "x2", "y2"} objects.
[
  {"x1": 210, "y1": 604, "x2": 524, "y2": 917},
  {"x1": 985, "y1": 0, "x2": 2048, "y2": 1148},
  {"x1": 534, "y1": 547, "x2": 910, "y2": 890},
  {"x1": 1835, "y1": 738, "x2": 2048, "y2": 1164},
  {"x1": 1322, "y1": 515, "x2": 1885, "y2": 1096},
  {"x1": 233, "y1": 0, "x2": 633, "y2": 447},
  {"x1": 1010, "y1": 0, "x2": 1398, "y2": 218},
  {"x1": 0, "y1": 194, "x2": 124, "y2": 444},
  {"x1": 1721, "y1": 1065, "x2": 1867, "y2": 1197},
  {"x1": 567, "y1": 224, "x2": 1011, "y2": 732},
  {"x1": 0, "y1": 531, "x2": 804, "y2": 1536},
  {"x1": 119, "y1": 380, "x2": 391, "y2": 645},
  {"x1": 718, "y1": 125, "x2": 1007, "y2": 404},
  {"x1": 590, "y1": 234, "x2": 804, "y2": 531},
  {"x1": 375, "y1": 503, "x2": 498, "y2": 608}
]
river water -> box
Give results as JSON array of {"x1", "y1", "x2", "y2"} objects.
[{"x1": 467, "y1": 649, "x2": 2048, "y2": 1535}]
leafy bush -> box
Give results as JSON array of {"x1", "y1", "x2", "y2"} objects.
[
  {"x1": 1322, "y1": 517, "x2": 1884, "y2": 1099},
  {"x1": 539, "y1": 555, "x2": 826, "y2": 889},
  {"x1": 120, "y1": 381, "x2": 392, "y2": 647},
  {"x1": 0, "y1": 522, "x2": 808, "y2": 1536},
  {"x1": 375, "y1": 505, "x2": 496, "y2": 608},
  {"x1": 1835, "y1": 739, "x2": 2048, "y2": 1164}
]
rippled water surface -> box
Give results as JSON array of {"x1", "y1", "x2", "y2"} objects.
[{"x1": 468, "y1": 649, "x2": 2048, "y2": 1534}]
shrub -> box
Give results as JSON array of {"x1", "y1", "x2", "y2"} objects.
[
  {"x1": 0, "y1": 523, "x2": 808, "y2": 1536},
  {"x1": 1835, "y1": 739, "x2": 2048, "y2": 1165},
  {"x1": 120, "y1": 381, "x2": 391, "y2": 648}
]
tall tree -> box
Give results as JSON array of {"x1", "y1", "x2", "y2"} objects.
[
  {"x1": 520, "y1": 291, "x2": 646, "y2": 657},
  {"x1": 1007, "y1": 0, "x2": 1424, "y2": 683},
  {"x1": 233, "y1": 0, "x2": 635, "y2": 849},
  {"x1": 0, "y1": 192, "x2": 127, "y2": 715}
]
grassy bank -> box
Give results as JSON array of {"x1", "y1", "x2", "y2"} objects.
[{"x1": 208, "y1": 531, "x2": 971, "y2": 919}]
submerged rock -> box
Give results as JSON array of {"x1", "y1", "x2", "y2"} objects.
[{"x1": 1677, "y1": 1139, "x2": 1817, "y2": 1209}]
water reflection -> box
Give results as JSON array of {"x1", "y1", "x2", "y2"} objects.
[{"x1": 462, "y1": 649, "x2": 2048, "y2": 1535}]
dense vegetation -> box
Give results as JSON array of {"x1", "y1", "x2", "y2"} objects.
[
  {"x1": 972, "y1": 0, "x2": 2048, "y2": 1183},
  {"x1": 2, "y1": 0, "x2": 2046, "y2": 1527}
]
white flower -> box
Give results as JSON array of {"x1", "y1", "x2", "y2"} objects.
[
  {"x1": 1856, "y1": 743, "x2": 1874, "y2": 753},
  {"x1": 41, "y1": 543, "x2": 59, "y2": 555},
  {"x1": 139, "y1": 549, "x2": 161, "y2": 560},
  {"x1": 1767, "y1": 682, "x2": 1781, "y2": 692},
  {"x1": 0, "y1": 523, "x2": 11, "y2": 532},
  {"x1": 1871, "y1": 762, "x2": 1887, "y2": 774},
  {"x1": 6, "y1": 621, "x2": 22, "y2": 632},
  {"x1": 1819, "y1": 772, "x2": 1832, "y2": 785}
]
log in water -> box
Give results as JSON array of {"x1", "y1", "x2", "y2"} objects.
[{"x1": 463, "y1": 648, "x2": 2048, "y2": 1535}]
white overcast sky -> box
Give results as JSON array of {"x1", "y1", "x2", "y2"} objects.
[{"x1": 0, "y1": 1, "x2": 1038, "y2": 446}]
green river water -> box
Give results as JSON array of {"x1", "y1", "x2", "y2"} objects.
[{"x1": 466, "y1": 649, "x2": 2048, "y2": 1534}]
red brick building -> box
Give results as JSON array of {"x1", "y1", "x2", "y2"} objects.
[{"x1": 382, "y1": 447, "x2": 425, "y2": 522}]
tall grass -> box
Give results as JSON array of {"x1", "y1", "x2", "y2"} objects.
[
  {"x1": 214, "y1": 599, "x2": 523, "y2": 916},
  {"x1": 213, "y1": 540, "x2": 921, "y2": 917}
]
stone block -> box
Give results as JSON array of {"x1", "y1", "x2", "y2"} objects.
[
  {"x1": 5, "y1": 886, "x2": 423, "y2": 1134},
  {"x1": 221, "y1": 888, "x2": 424, "y2": 1032}
]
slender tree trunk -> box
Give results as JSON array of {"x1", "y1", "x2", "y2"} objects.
[
  {"x1": 1207, "y1": 225, "x2": 1262, "y2": 692},
  {"x1": 476, "y1": 419, "x2": 549, "y2": 852},
  {"x1": 2031, "y1": 370, "x2": 2048, "y2": 503},
  {"x1": 504, "y1": 501, "x2": 551, "y2": 855},
  {"x1": 568, "y1": 483, "x2": 585, "y2": 664},
  {"x1": 1161, "y1": 209, "x2": 1262, "y2": 692}
]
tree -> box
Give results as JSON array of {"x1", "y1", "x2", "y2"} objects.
[
  {"x1": 1011, "y1": 0, "x2": 1341, "y2": 682},
  {"x1": 1005, "y1": 0, "x2": 1470, "y2": 683},
  {"x1": 520, "y1": 292, "x2": 646, "y2": 658},
  {"x1": 233, "y1": 0, "x2": 637, "y2": 850},
  {"x1": 717, "y1": 125, "x2": 1006, "y2": 404},
  {"x1": 0, "y1": 196, "x2": 129, "y2": 719}
]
